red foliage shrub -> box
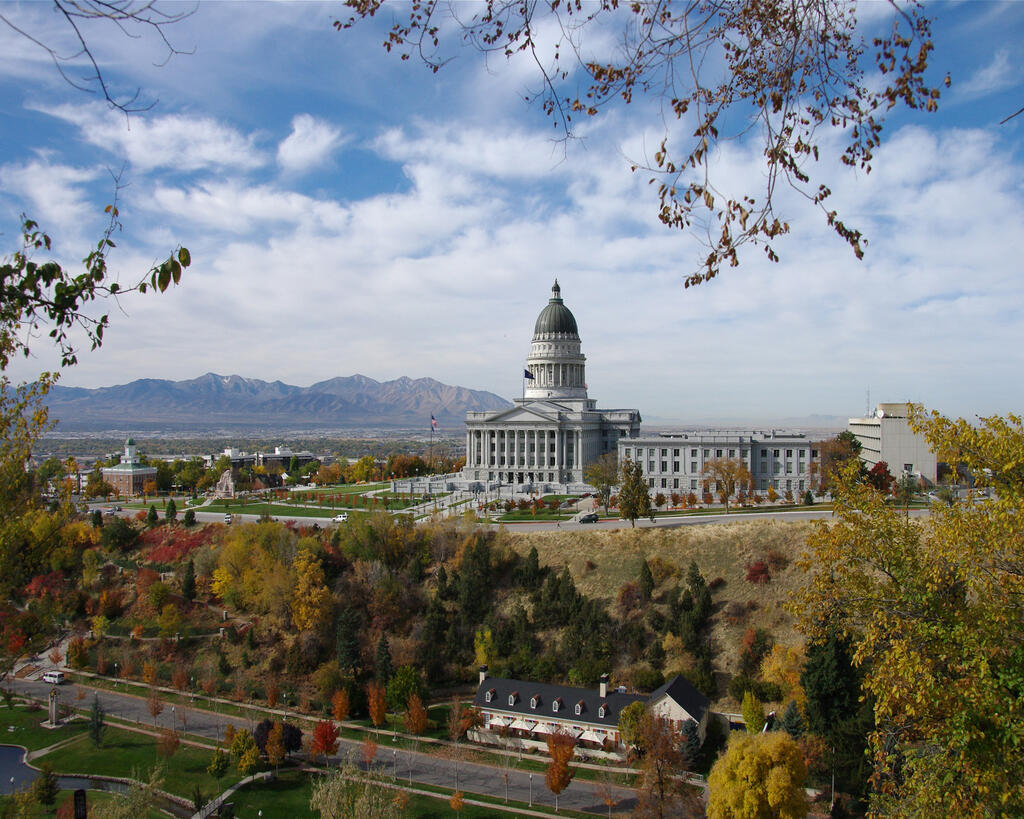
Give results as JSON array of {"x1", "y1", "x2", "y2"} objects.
[
  {"x1": 745, "y1": 560, "x2": 771, "y2": 584},
  {"x1": 146, "y1": 526, "x2": 216, "y2": 564},
  {"x1": 24, "y1": 572, "x2": 65, "y2": 600}
]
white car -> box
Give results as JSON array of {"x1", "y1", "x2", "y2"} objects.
[
  {"x1": 332, "y1": 513, "x2": 349, "y2": 523},
  {"x1": 42, "y1": 671, "x2": 65, "y2": 685},
  {"x1": 223, "y1": 513, "x2": 233, "y2": 524}
]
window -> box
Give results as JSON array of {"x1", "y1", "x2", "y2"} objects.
[
  {"x1": 812, "y1": 449, "x2": 818, "y2": 458},
  {"x1": 661, "y1": 448, "x2": 668, "y2": 457},
  {"x1": 598, "y1": 705, "x2": 606, "y2": 718},
  {"x1": 624, "y1": 449, "x2": 632, "y2": 458},
  {"x1": 553, "y1": 698, "x2": 561, "y2": 713},
  {"x1": 672, "y1": 461, "x2": 679, "y2": 472},
  {"x1": 648, "y1": 478, "x2": 655, "y2": 487},
  {"x1": 691, "y1": 449, "x2": 698, "y2": 457},
  {"x1": 773, "y1": 449, "x2": 780, "y2": 457},
  {"x1": 575, "y1": 703, "x2": 582, "y2": 716},
  {"x1": 690, "y1": 462, "x2": 697, "y2": 473},
  {"x1": 648, "y1": 461, "x2": 655, "y2": 472},
  {"x1": 761, "y1": 479, "x2": 768, "y2": 490},
  {"x1": 691, "y1": 479, "x2": 698, "y2": 489},
  {"x1": 509, "y1": 693, "x2": 518, "y2": 706},
  {"x1": 729, "y1": 449, "x2": 736, "y2": 458},
  {"x1": 904, "y1": 463, "x2": 913, "y2": 473},
  {"x1": 716, "y1": 449, "x2": 723, "y2": 457},
  {"x1": 485, "y1": 689, "x2": 495, "y2": 703},
  {"x1": 661, "y1": 461, "x2": 668, "y2": 472},
  {"x1": 673, "y1": 478, "x2": 679, "y2": 489},
  {"x1": 530, "y1": 696, "x2": 538, "y2": 709},
  {"x1": 799, "y1": 480, "x2": 805, "y2": 491},
  {"x1": 786, "y1": 480, "x2": 792, "y2": 490},
  {"x1": 787, "y1": 449, "x2": 793, "y2": 457},
  {"x1": 661, "y1": 478, "x2": 667, "y2": 488},
  {"x1": 761, "y1": 448, "x2": 768, "y2": 457},
  {"x1": 649, "y1": 448, "x2": 656, "y2": 456},
  {"x1": 673, "y1": 449, "x2": 680, "y2": 456}
]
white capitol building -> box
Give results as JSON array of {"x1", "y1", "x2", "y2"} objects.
[{"x1": 460, "y1": 280, "x2": 641, "y2": 490}]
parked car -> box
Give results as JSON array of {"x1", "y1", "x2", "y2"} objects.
[
  {"x1": 579, "y1": 512, "x2": 599, "y2": 523},
  {"x1": 332, "y1": 512, "x2": 349, "y2": 523},
  {"x1": 42, "y1": 671, "x2": 65, "y2": 685},
  {"x1": 102, "y1": 508, "x2": 116, "y2": 516},
  {"x1": 223, "y1": 514, "x2": 233, "y2": 524}
]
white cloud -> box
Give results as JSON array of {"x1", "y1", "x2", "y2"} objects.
[
  {"x1": 956, "y1": 50, "x2": 1016, "y2": 97},
  {"x1": 277, "y1": 114, "x2": 347, "y2": 173},
  {"x1": 33, "y1": 103, "x2": 264, "y2": 172},
  {"x1": 0, "y1": 159, "x2": 98, "y2": 234}
]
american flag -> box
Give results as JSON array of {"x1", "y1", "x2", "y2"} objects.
[{"x1": 431, "y1": 415, "x2": 438, "y2": 431}]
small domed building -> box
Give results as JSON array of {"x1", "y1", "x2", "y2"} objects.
[
  {"x1": 462, "y1": 281, "x2": 640, "y2": 489},
  {"x1": 102, "y1": 437, "x2": 158, "y2": 496}
]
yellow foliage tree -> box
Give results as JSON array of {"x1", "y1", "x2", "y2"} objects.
[
  {"x1": 707, "y1": 732, "x2": 808, "y2": 819},
  {"x1": 791, "y1": 408, "x2": 1024, "y2": 815},
  {"x1": 760, "y1": 644, "x2": 806, "y2": 706},
  {"x1": 291, "y1": 548, "x2": 330, "y2": 632}
]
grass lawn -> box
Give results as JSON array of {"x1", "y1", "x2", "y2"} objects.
[
  {"x1": 497, "y1": 510, "x2": 574, "y2": 522},
  {"x1": 0, "y1": 703, "x2": 88, "y2": 750},
  {"x1": 205, "y1": 499, "x2": 372, "y2": 520},
  {"x1": 229, "y1": 767, "x2": 590, "y2": 818},
  {"x1": 38, "y1": 726, "x2": 239, "y2": 800}
]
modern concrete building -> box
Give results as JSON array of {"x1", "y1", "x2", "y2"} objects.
[
  {"x1": 461, "y1": 281, "x2": 640, "y2": 489},
  {"x1": 618, "y1": 431, "x2": 820, "y2": 497},
  {"x1": 848, "y1": 403, "x2": 937, "y2": 484},
  {"x1": 101, "y1": 437, "x2": 158, "y2": 496}
]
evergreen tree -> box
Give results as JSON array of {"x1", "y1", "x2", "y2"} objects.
[
  {"x1": 680, "y1": 718, "x2": 702, "y2": 765},
  {"x1": 166, "y1": 497, "x2": 177, "y2": 521},
  {"x1": 32, "y1": 763, "x2": 59, "y2": 806},
  {"x1": 639, "y1": 559, "x2": 654, "y2": 602},
  {"x1": 801, "y1": 630, "x2": 859, "y2": 737},
  {"x1": 90, "y1": 509, "x2": 103, "y2": 528},
  {"x1": 781, "y1": 700, "x2": 804, "y2": 737},
  {"x1": 89, "y1": 693, "x2": 105, "y2": 747},
  {"x1": 335, "y1": 607, "x2": 361, "y2": 676},
  {"x1": 375, "y1": 633, "x2": 393, "y2": 682},
  {"x1": 435, "y1": 564, "x2": 449, "y2": 598},
  {"x1": 147, "y1": 504, "x2": 158, "y2": 527},
  {"x1": 618, "y1": 458, "x2": 652, "y2": 527},
  {"x1": 183, "y1": 508, "x2": 196, "y2": 527},
  {"x1": 182, "y1": 558, "x2": 196, "y2": 603}
]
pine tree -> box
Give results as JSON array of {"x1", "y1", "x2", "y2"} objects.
[
  {"x1": 147, "y1": 504, "x2": 158, "y2": 527},
  {"x1": 801, "y1": 630, "x2": 859, "y2": 738},
  {"x1": 639, "y1": 559, "x2": 654, "y2": 602},
  {"x1": 89, "y1": 693, "x2": 105, "y2": 747},
  {"x1": 781, "y1": 700, "x2": 803, "y2": 737},
  {"x1": 183, "y1": 508, "x2": 196, "y2": 527},
  {"x1": 182, "y1": 558, "x2": 195, "y2": 603},
  {"x1": 335, "y1": 607, "x2": 361, "y2": 675},
  {"x1": 166, "y1": 497, "x2": 177, "y2": 521},
  {"x1": 375, "y1": 633, "x2": 393, "y2": 683}
]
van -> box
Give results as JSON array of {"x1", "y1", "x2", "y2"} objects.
[{"x1": 42, "y1": 671, "x2": 65, "y2": 685}]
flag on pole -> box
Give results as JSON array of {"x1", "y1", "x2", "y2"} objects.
[
  {"x1": 431, "y1": 415, "x2": 438, "y2": 431},
  {"x1": 523, "y1": 369, "x2": 535, "y2": 380}
]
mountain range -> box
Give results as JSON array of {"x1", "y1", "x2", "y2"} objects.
[{"x1": 44, "y1": 373, "x2": 512, "y2": 432}]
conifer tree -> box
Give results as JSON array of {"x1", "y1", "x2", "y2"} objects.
[
  {"x1": 375, "y1": 634, "x2": 393, "y2": 683},
  {"x1": 639, "y1": 559, "x2": 654, "y2": 602},
  {"x1": 181, "y1": 558, "x2": 195, "y2": 603}
]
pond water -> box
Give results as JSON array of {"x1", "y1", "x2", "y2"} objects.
[{"x1": 0, "y1": 744, "x2": 37, "y2": 794}]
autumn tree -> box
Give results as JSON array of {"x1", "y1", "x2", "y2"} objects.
[
  {"x1": 708, "y1": 732, "x2": 808, "y2": 819},
  {"x1": 366, "y1": 679, "x2": 387, "y2": 733},
  {"x1": 309, "y1": 759, "x2": 397, "y2": 818},
  {"x1": 292, "y1": 548, "x2": 331, "y2": 631},
  {"x1": 584, "y1": 452, "x2": 618, "y2": 514},
  {"x1": 634, "y1": 714, "x2": 701, "y2": 819},
  {"x1": 266, "y1": 721, "x2": 286, "y2": 773},
  {"x1": 865, "y1": 460, "x2": 895, "y2": 493},
  {"x1": 361, "y1": 735, "x2": 378, "y2": 770},
  {"x1": 791, "y1": 408, "x2": 1024, "y2": 816},
  {"x1": 331, "y1": 688, "x2": 350, "y2": 722},
  {"x1": 146, "y1": 688, "x2": 164, "y2": 725},
  {"x1": 617, "y1": 701, "x2": 646, "y2": 755},
  {"x1": 701, "y1": 457, "x2": 752, "y2": 513},
  {"x1": 618, "y1": 458, "x2": 651, "y2": 528},
  {"x1": 310, "y1": 719, "x2": 339, "y2": 762},
  {"x1": 545, "y1": 728, "x2": 576, "y2": 812},
  {"x1": 156, "y1": 727, "x2": 180, "y2": 759},
  {"x1": 340, "y1": 2, "x2": 940, "y2": 286},
  {"x1": 405, "y1": 693, "x2": 428, "y2": 736}
]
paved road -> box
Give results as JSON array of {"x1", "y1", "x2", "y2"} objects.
[{"x1": 10, "y1": 678, "x2": 638, "y2": 814}]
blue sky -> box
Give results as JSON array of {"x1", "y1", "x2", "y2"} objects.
[{"x1": 1, "y1": 1, "x2": 1022, "y2": 425}]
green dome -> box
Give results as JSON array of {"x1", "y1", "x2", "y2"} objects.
[
  {"x1": 126, "y1": 437, "x2": 135, "y2": 446},
  {"x1": 533, "y1": 280, "x2": 579, "y2": 338}
]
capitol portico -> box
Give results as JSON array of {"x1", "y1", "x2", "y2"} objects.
[{"x1": 461, "y1": 281, "x2": 640, "y2": 489}]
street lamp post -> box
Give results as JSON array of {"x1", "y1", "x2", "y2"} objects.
[
  {"x1": 529, "y1": 772, "x2": 533, "y2": 807},
  {"x1": 393, "y1": 748, "x2": 397, "y2": 778}
]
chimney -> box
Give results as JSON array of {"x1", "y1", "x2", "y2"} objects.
[
  {"x1": 479, "y1": 665, "x2": 489, "y2": 686},
  {"x1": 599, "y1": 673, "x2": 609, "y2": 699}
]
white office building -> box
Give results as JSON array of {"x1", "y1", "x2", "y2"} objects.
[
  {"x1": 847, "y1": 403, "x2": 937, "y2": 484},
  {"x1": 618, "y1": 431, "x2": 820, "y2": 497}
]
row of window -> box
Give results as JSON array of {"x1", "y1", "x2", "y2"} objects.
[
  {"x1": 647, "y1": 477, "x2": 808, "y2": 492},
  {"x1": 624, "y1": 446, "x2": 816, "y2": 460},
  {"x1": 483, "y1": 688, "x2": 608, "y2": 718}
]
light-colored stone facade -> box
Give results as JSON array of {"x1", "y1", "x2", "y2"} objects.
[
  {"x1": 619, "y1": 431, "x2": 819, "y2": 497},
  {"x1": 461, "y1": 281, "x2": 640, "y2": 489},
  {"x1": 848, "y1": 402, "x2": 937, "y2": 484}
]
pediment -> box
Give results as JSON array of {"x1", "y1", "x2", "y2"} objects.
[{"x1": 477, "y1": 404, "x2": 562, "y2": 424}]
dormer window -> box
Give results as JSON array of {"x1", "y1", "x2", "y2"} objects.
[
  {"x1": 509, "y1": 691, "x2": 518, "y2": 707},
  {"x1": 530, "y1": 696, "x2": 539, "y2": 710},
  {"x1": 575, "y1": 700, "x2": 584, "y2": 716},
  {"x1": 598, "y1": 703, "x2": 607, "y2": 718},
  {"x1": 553, "y1": 697, "x2": 562, "y2": 713},
  {"x1": 485, "y1": 688, "x2": 496, "y2": 703}
]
